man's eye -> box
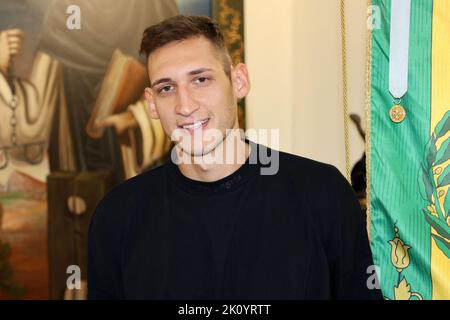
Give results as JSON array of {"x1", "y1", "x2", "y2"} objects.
[
  {"x1": 158, "y1": 86, "x2": 174, "y2": 94},
  {"x1": 195, "y1": 77, "x2": 209, "y2": 84}
]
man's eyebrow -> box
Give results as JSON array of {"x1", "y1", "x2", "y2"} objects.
[
  {"x1": 150, "y1": 68, "x2": 214, "y2": 88},
  {"x1": 151, "y1": 78, "x2": 172, "y2": 88},
  {"x1": 188, "y1": 68, "x2": 214, "y2": 76}
]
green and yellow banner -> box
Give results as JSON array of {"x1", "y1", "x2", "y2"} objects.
[{"x1": 369, "y1": 0, "x2": 450, "y2": 300}]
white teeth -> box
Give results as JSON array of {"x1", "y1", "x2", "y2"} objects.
[{"x1": 182, "y1": 119, "x2": 208, "y2": 130}]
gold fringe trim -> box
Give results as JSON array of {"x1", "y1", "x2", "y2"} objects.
[{"x1": 365, "y1": 0, "x2": 374, "y2": 242}]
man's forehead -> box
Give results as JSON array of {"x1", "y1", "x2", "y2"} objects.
[
  {"x1": 147, "y1": 37, "x2": 223, "y2": 79},
  {"x1": 148, "y1": 36, "x2": 218, "y2": 62}
]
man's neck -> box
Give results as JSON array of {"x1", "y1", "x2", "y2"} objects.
[{"x1": 177, "y1": 130, "x2": 251, "y2": 183}]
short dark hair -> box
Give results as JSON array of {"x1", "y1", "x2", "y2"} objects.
[{"x1": 140, "y1": 15, "x2": 232, "y2": 78}]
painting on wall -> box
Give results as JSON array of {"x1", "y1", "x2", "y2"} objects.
[{"x1": 0, "y1": 0, "x2": 245, "y2": 300}]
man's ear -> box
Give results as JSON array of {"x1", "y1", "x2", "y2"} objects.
[
  {"x1": 144, "y1": 87, "x2": 159, "y2": 119},
  {"x1": 233, "y1": 63, "x2": 250, "y2": 100}
]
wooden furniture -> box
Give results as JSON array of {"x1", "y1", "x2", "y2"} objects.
[{"x1": 47, "y1": 171, "x2": 115, "y2": 300}]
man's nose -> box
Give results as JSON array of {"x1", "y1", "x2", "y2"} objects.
[{"x1": 175, "y1": 85, "x2": 200, "y2": 116}]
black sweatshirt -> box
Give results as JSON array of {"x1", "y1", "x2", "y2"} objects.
[{"x1": 88, "y1": 141, "x2": 382, "y2": 300}]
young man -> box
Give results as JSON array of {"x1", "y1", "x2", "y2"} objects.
[{"x1": 88, "y1": 15, "x2": 382, "y2": 300}]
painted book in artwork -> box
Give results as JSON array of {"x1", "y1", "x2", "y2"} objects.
[{"x1": 86, "y1": 49, "x2": 150, "y2": 138}]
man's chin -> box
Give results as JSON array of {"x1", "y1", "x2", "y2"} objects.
[{"x1": 177, "y1": 140, "x2": 221, "y2": 158}]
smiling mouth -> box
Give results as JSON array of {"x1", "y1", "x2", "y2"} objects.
[{"x1": 179, "y1": 118, "x2": 210, "y2": 131}]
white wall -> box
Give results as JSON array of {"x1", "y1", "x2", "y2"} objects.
[
  {"x1": 244, "y1": 0, "x2": 295, "y2": 153},
  {"x1": 245, "y1": 0, "x2": 368, "y2": 175}
]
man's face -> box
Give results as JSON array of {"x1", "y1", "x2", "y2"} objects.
[{"x1": 144, "y1": 36, "x2": 250, "y2": 157}]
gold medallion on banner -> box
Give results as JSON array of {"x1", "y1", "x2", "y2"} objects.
[{"x1": 390, "y1": 105, "x2": 406, "y2": 123}]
